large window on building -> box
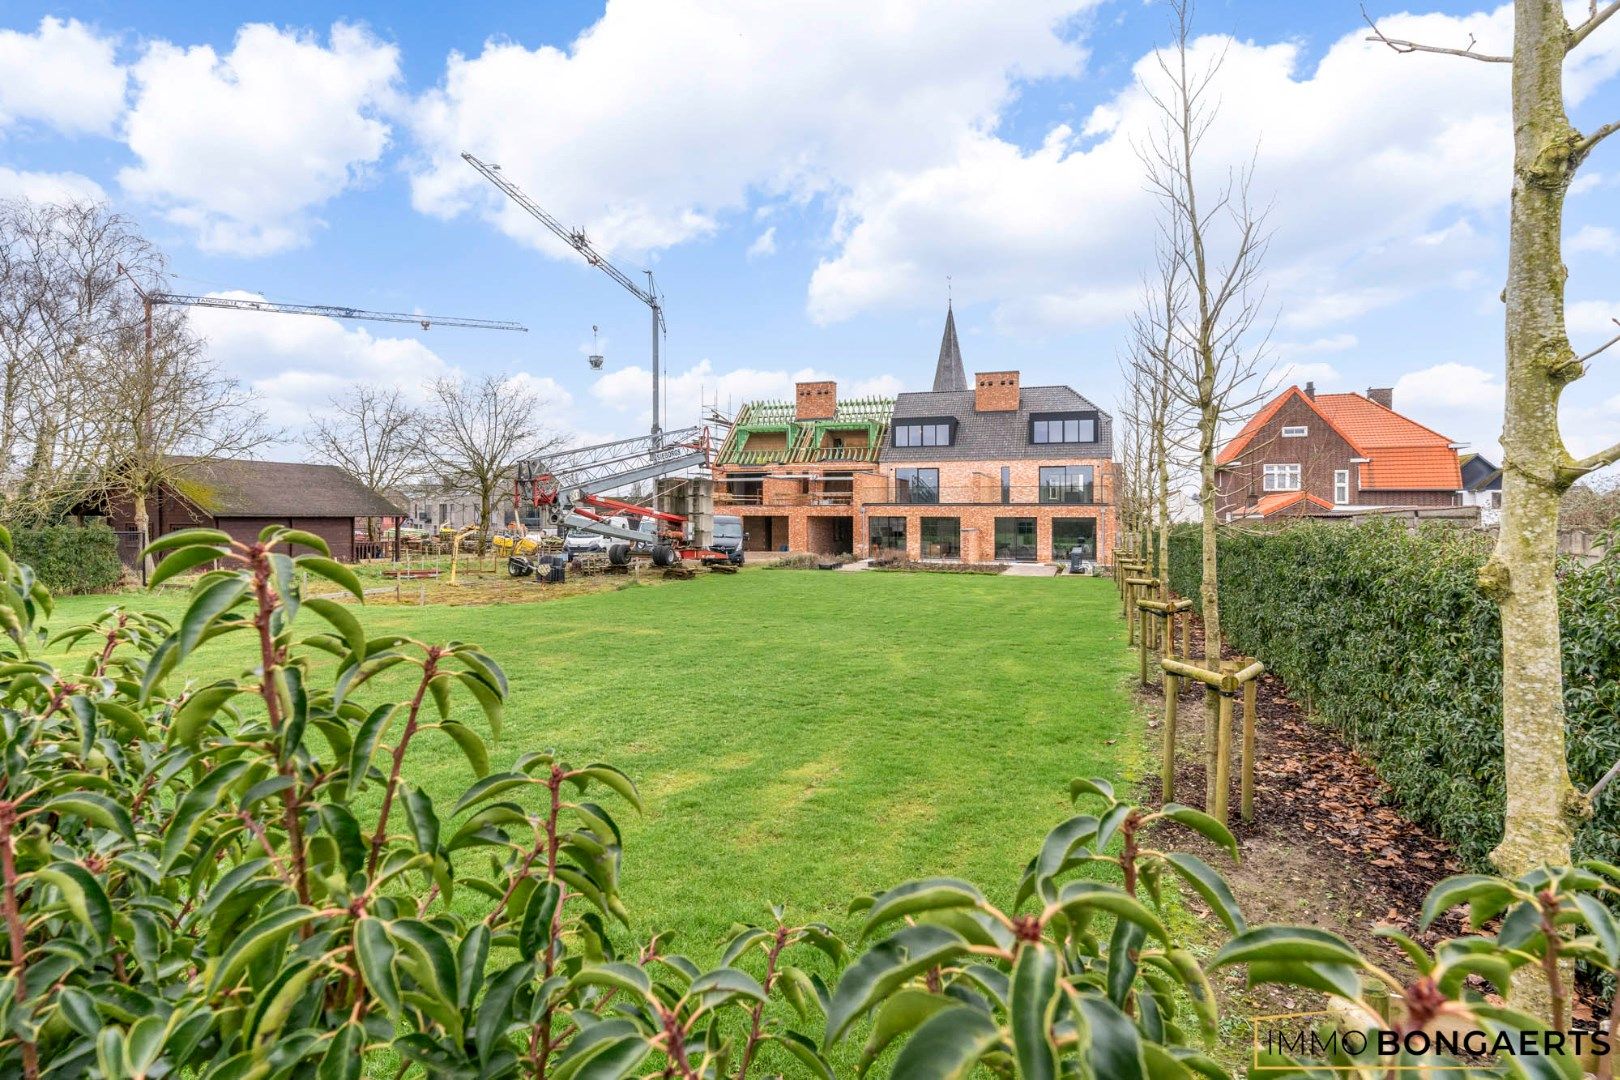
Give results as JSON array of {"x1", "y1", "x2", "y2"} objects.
[
  {"x1": 995, "y1": 518, "x2": 1037, "y2": 562},
  {"x1": 919, "y1": 517, "x2": 960, "y2": 559},
  {"x1": 869, "y1": 516, "x2": 907, "y2": 556},
  {"x1": 1038, "y1": 465, "x2": 1094, "y2": 504},
  {"x1": 894, "y1": 467, "x2": 940, "y2": 504},
  {"x1": 1263, "y1": 464, "x2": 1301, "y2": 492},
  {"x1": 892, "y1": 418, "x2": 955, "y2": 448},
  {"x1": 1052, "y1": 518, "x2": 1097, "y2": 561},
  {"x1": 1030, "y1": 412, "x2": 1097, "y2": 445}
]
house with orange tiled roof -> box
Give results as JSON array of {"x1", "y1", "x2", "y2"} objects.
[{"x1": 1215, "y1": 382, "x2": 1464, "y2": 520}]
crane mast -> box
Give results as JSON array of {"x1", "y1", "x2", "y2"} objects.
[{"x1": 461, "y1": 152, "x2": 665, "y2": 441}]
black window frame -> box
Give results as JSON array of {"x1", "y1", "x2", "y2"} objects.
[
  {"x1": 1038, "y1": 465, "x2": 1095, "y2": 505},
  {"x1": 894, "y1": 467, "x2": 940, "y2": 504},
  {"x1": 869, "y1": 516, "x2": 907, "y2": 556},
  {"x1": 891, "y1": 416, "x2": 957, "y2": 449},
  {"x1": 994, "y1": 517, "x2": 1038, "y2": 562},
  {"x1": 1052, "y1": 518, "x2": 1098, "y2": 561},
  {"x1": 918, "y1": 516, "x2": 961, "y2": 559},
  {"x1": 1029, "y1": 411, "x2": 1098, "y2": 445}
]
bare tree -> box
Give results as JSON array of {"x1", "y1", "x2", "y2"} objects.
[
  {"x1": 1140, "y1": 1, "x2": 1273, "y2": 689},
  {"x1": 420, "y1": 373, "x2": 562, "y2": 553},
  {"x1": 1126, "y1": 249, "x2": 1191, "y2": 587},
  {"x1": 1366, "y1": 1, "x2": 1620, "y2": 882},
  {"x1": 307, "y1": 385, "x2": 423, "y2": 539},
  {"x1": 88, "y1": 301, "x2": 275, "y2": 566},
  {"x1": 0, "y1": 199, "x2": 273, "y2": 545},
  {"x1": 1138, "y1": 1, "x2": 1273, "y2": 812}
]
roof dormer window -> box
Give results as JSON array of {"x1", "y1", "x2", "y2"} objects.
[{"x1": 1030, "y1": 412, "x2": 1097, "y2": 445}]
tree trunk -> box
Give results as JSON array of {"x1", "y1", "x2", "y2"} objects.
[
  {"x1": 477, "y1": 491, "x2": 492, "y2": 557},
  {"x1": 132, "y1": 489, "x2": 153, "y2": 579},
  {"x1": 1482, "y1": 0, "x2": 1583, "y2": 878},
  {"x1": 1200, "y1": 411, "x2": 1221, "y2": 808}
]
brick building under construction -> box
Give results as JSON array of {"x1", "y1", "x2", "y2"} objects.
[{"x1": 712, "y1": 307, "x2": 1115, "y2": 564}]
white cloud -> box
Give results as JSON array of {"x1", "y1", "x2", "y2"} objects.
[
  {"x1": 186, "y1": 291, "x2": 456, "y2": 435},
  {"x1": 1569, "y1": 225, "x2": 1620, "y2": 255},
  {"x1": 1392, "y1": 361, "x2": 1505, "y2": 451},
  {"x1": 746, "y1": 226, "x2": 777, "y2": 259},
  {"x1": 0, "y1": 166, "x2": 107, "y2": 205},
  {"x1": 0, "y1": 18, "x2": 126, "y2": 136},
  {"x1": 1275, "y1": 334, "x2": 1358, "y2": 359},
  {"x1": 591, "y1": 359, "x2": 901, "y2": 430},
  {"x1": 1569, "y1": 300, "x2": 1619, "y2": 338},
  {"x1": 119, "y1": 23, "x2": 400, "y2": 255},
  {"x1": 808, "y1": 5, "x2": 1620, "y2": 330},
  {"x1": 1264, "y1": 362, "x2": 1343, "y2": 394},
  {"x1": 408, "y1": 0, "x2": 1094, "y2": 257}
]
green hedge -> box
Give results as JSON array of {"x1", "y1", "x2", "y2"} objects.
[
  {"x1": 1166, "y1": 521, "x2": 1620, "y2": 868},
  {"x1": 9, "y1": 524, "x2": 124, "y2": 594}
]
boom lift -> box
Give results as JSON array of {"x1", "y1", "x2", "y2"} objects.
[{"x1": 507, "y1": 426, "x2": 731, "y2": 577}]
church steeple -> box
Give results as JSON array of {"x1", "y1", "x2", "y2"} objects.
[{"x1": 932, "y1": 303, "x2": 967, "y2": 393}]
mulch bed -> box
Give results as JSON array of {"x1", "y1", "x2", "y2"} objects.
[
  {"x1": 1135, "y1": 610, "x2": 1609, "y2": 1021},
  {"x1": 1135, "y1": 611, "x2": 1472, "y2": 956}
]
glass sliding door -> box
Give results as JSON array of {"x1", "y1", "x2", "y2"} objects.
[
  {"x1": 919, "y1": 517, "x2": 960, "y2": 559},
  {"x1": 994, "y1": 517, "x2": 1037, "y2": 561},
  {"x1": 1052, "y1": 518, "x2": 1097, "y2": 561}
]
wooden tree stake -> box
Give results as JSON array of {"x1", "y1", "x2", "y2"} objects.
[
  {"x1": 1162, "y1": 671, "x2": 1179, "y2": 802},
  {"x1": 1214, "y1": 660, "x2": 1237, "y2": 825},
  {"x1": 1241, "y1": 660, "x2": 1258, "y2": 823}
]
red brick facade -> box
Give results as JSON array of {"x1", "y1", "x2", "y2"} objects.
[
  {"x1": 718, "y1": 439, "x2": 1115, "y2": 564},
  {"x1": 1217, "y1": 385, "x2": 1461, "y2": 519}
]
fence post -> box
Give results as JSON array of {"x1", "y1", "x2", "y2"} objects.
[
  {"x1": 1162, "y1": 671, "x2": 1179, "y2": 802},
  {"x1": 1242, "y1": 662, "x2": 1258, "y2": 823},
  {"x1": 1214, "y1": 660, "x2": 1236, "y2": 825},
  {"x1": 1139, "y1": 611, "x2": 1150, "y2": 685},
  {"x1": 1181, "y1": 608, "x2": 1190, "y2": 661}
]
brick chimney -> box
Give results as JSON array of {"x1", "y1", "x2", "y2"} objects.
[
  {"x1": 795, "y1": 380, "x2": 836, "y2": 420},
  {"x1": 1304, "y1": 381, "x2": 1316, "y2": 400},
  {"x1": 974, "y1": 371, "x2": 1020, "y2": 412},
  {"x1": 1367, "y1": 387, "x2": 1394, "y2": 409}
]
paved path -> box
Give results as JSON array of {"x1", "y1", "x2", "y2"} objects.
[
  {"x1": 837, "y1": 559, "x2": 872, "y2": 572},
  {"x1": 1001, "y1": 563, "x2": 1058, "y2": 577}
]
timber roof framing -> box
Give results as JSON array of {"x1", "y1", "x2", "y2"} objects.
[{"x1": 715, "y1": 397, "x2": 895, "y2": 466}]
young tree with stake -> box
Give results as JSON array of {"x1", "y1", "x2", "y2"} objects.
[{"x1": 1140, "y1": 0, "x2": 1273, "y2": 809}]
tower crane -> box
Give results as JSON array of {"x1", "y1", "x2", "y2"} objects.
[
  {"x1": 460, "y1": 152, "x2": 666, "y2": 442},
  {"x1": 115, "y1": 264, "x2": 528, "y2": 360}
]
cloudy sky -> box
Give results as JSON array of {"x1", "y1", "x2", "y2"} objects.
[{"x1": 2, "y1": 1, "x2": 1617, "y2": 465}]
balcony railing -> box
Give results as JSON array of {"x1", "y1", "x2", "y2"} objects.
[{"x1": 715, "y1": 491, "x2": 855, "y2": 508}]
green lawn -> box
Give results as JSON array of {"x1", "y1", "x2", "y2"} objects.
[{"x1": 51, "y1": 568, "x2": 1135, "y2": 960}]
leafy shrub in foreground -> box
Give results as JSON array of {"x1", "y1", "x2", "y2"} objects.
[
  {"x1": 0, "y1": 525, "x2": 833, "y2": 1078},
  {"x1": 0, "y1": 523, "x2": 1613, "y2": 1078}
]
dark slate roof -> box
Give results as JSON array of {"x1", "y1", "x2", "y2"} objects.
[
  {"x1": 931, "y1": 307, "x2": 968, "y2": 393},
  {"x1": 167, "y1": 457, "x2": 404, "y2": 518},
  {"x1": 883, "y1": 385, "x2": 1113, "y2": 461}
]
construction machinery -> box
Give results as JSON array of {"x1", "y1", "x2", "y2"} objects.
[
  {"x1": 461, "y1": 153, "x2": 666, "y2": 440},
  {"x1": 506, "y1": 426, "x2": 731, "y2": 578},
  {"x1": 115, "y1": 264, "x2": 529, "y2": 346}
]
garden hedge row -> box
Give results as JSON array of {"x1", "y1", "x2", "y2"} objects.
[
  {"x1": 1166, "y1": 520, "x2": 1620, "y2": 868},
  {"x1": 8, "y1": 523, "x2": 124, "y2": 593}
]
